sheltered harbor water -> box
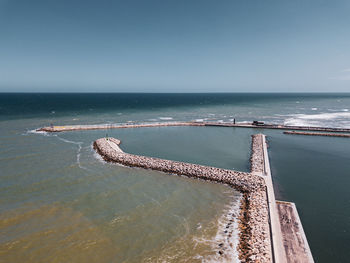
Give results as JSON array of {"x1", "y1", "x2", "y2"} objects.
[{"x1": 267, "y1": 131, "x2": 350, "y2": 263}]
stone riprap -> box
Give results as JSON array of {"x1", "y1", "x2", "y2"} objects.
[
  {"x1": 38, "y1": 122, "x2": 204, "y2": 132},
  {"x1": 94, "y1": 138, "x2": 264, "y2": 193},
  {"x1": 94, "y1": 136, "x2": 272, "y2": 262},
  {"x1": 239, "y1": 190, "x2": 271, "y2": 262},
  {"x1": 239, "y1": 134, "x2": 272, "y2": 262},
  {"x1": 205, "y1": 122, "x2": 350, "y2": 133},
  {"x1": 250, "y1": 134, "x2": 265, "y2": 175},
  {"x1": 284, "y1": 130, "x2": 350, "y2": 138}
]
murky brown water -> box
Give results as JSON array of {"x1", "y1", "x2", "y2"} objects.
[{"x1": 0, "y1": 120, "x2": 245, "y2": 263}]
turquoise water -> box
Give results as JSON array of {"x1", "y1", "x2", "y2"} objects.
[{"x1": 1, "y1": 93, "x2": 350, "y2": 262}]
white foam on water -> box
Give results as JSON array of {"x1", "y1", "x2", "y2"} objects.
[
  {"x1": 56, "y1": 136, "x2": 82, "y2": 145},
  {"x1": 75, "y1": 144, "x2": 91, "y2": 171},
  {"x1": 194, "y1": 192, "x2": 242, "y2": 263},
  {"x1": 296, "y1": 112, "x2": 350, "y2": 120},
  {"x1": 238, "y1": 121, "x2": 250, "y2": 124},
  {"x1": 92, "y1": 145, "x2": 106, "y2": 163},
  {"x1": 24, "y1": 129, "x2": 58, "y2": 137},
  {"x1": 56, "y1": 136, "x2": 89, "y2": 170},
  {"x1": 284, "y1": 118, "x2": 310, "y2": 127},
  {"x1": 195, "y1": 119, "x2": 204, "y2": 122},
  {"x1": 159, "y1": 117, "x2": 173, "y2": 120},
  {"x1": 311, "y1": 108, "x2": 318, "y2": 111},
  {"x1": 92, "y1": 145, "x2": 130, "y2": 169},
  {"x1": 284, "y1": 112, "x2": 350, "y2": 127}
]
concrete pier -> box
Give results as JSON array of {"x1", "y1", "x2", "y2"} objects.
[
  {"x1": 276, "y1": 201, "x2": 314, "y2": 263},
  {"x1": 255, "y1": 134, "x2": 286, "y2": 263}
]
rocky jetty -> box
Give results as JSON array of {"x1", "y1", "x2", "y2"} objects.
[
  {"x1": 37, "y1": 122, "x2": 204, "y2": 132},
  {"x1": 238, "y1": 134, "x2": 271, "y2": 262},
  {"x1": 239, "y1": 190, "x2": 271, "y2": 262},
  {"x1": 284, "y1": 130, "x2": 350, "y2": 138},
  {"x1": 93, "y1": 135, "x2": 272, "y2": 262},
  {"x1": 94, "y1": 137, "x2": 264, "y2": 193},
  {"x1": 250, "y1": 134, "x2": 265, "y2": 175},
  {"x1": 38, "y1": 120, "x2": 350, "y2": 133}
]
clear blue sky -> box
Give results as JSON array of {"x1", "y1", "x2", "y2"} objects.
[{"x1": 0, "y1": 0, "x2": 350, "y2": 92}]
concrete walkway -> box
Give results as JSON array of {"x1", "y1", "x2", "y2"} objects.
[
  {"x1": 276, "y1": 201, "x2": 314, "y2": 263},
  {"x1": 261, "y1": 135, "x2": 286, "y2": 263}
]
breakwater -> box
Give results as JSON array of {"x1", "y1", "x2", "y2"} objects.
[
  {"x1": 284, "y1": 131, "x2": 350, "y2": 138},
  {"x1": 93, "y1": 136, "x2": 272, "y2": 262},
  {"x1": 205, "y1": 122, "x2": 350, "y2": 133},
  {"x1": 93, "y1": 138, "x2": 263, "y2": 193},
  {"x1": 37, "y1": 121, "x2": 350, "y2": 134},
  {"x1": 250, "y1": 134, "x2": 265, "y2": 174},
  {"x1": 37, "y1": 122, "x2": 204, "y2": 132}
]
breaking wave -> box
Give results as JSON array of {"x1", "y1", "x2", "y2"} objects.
[{"x1": 284, "y1": 112, "x2": 350, "y2": 128}]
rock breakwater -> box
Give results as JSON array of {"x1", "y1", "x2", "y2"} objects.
[
  {"x1": 250, "y1": 134, "x2": 265, "y2": 175},
  {"x1": 238, "y1": 134, "x2": 271, "y2": 262},
  {"x1": 93, "y1": 138, "x2": 264, "y2": 193},
  {"x1": 38, "y1": 120, "x2": 350, "y2": 133},
  {"x1": 93, "y1": 136, "x2": 272, "y2": 262},
  {"x1": 38, "y1": 122, "x2": 204, "y2": 132},
  {"x1": 284, "y1": 131, "x2": 350, "y2": 138}
]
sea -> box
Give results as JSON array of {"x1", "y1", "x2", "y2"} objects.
[{"x1": 0, "y1": 93, "x2": 349, "y2": 263}]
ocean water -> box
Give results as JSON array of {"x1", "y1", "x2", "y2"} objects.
[{"x1": 0, "y1": 93, "x2": 350, "y2": 262}]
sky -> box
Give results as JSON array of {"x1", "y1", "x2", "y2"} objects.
[{"x1": 0, "y1": 0, "x2": 350, "y2": 92}]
